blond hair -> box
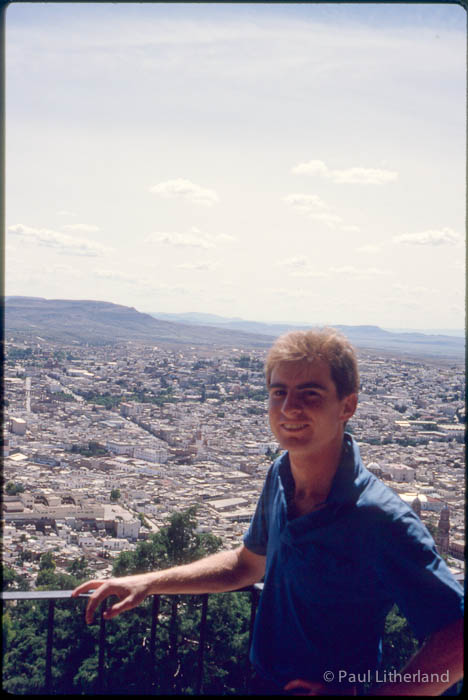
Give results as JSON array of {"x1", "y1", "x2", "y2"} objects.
[{"x1": 265, "y1": 327, "x2": 359, "y2": 399}]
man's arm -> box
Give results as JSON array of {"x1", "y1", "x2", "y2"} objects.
[
  {"x1": 71, "y1": 544, "x2": 265, "y2": 624},
  {"x1": 282, "y1": 618, "x2": 463, "y2": 696},
  {"x1": 371, "y1": 617, "x2": 463, "y2": 696}
]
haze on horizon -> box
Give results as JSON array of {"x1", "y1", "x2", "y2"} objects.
[{"x1": 5, "y1": 2, "x2": 466, "y2": 331}]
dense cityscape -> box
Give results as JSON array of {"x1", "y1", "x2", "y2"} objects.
[{"x1": 2, "y1": 337, "x2": 465, "y2": 588}]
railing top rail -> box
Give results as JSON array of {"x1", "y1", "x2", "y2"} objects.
[
  {"x1": 1, "y1": 582, "x2": 264, "y2": 601},
  {"x1": 1, "y1": 590, "x2": 79, "y2": 601}
]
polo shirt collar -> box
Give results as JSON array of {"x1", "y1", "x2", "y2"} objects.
[{"x1": 278, "y1": 433, "x2": 366, "y2": 511}]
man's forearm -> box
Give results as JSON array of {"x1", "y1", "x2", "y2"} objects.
[
  {"x1": 72, "y1": 545, "x2": 265, "y2": 623},
  {"x1": 143, "y1": 547, "x2": 260, "y2": 595},
  {"x1": 371, "y1": 618, "x2": 463, "y2": 696}
]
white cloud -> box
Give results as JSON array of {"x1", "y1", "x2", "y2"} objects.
[
  {"x1": 291, "y1": 269, "x2": 328, "y2": 279},
  {"x1": 329, "y1": 266, "x2": 390, "y2": 277},
  {"x1": 393, "y1": 228, "x2": 462, "y2": 246},
  {"x1": 146, "y1": 231, "x2": 212, "y2": 249},
  {"x1": 284, "y1": 193, "x2": 328, "y2": 212},
  {"x1": 283, "y1": 193, "x2": 352, "y2": 229},
  {"x1": 267, "y1": 287, "x2": 312, "y2": 299},
  {"x1": 8, "y1": 223, "x2": 110, "y2": 257},
  {"x1": 51, "y1": 264, "x2": 82, "y2": 278},
  {"x1": 276, "y1": 256, "x2": 327, "y2": 278},
  {"x1": 392, "y1": 283, "x2": 436, "y2": 296},
  {"x1": 292, "y1": 160, "x2": 329, "y2": 177},
  {"x1": 95, "y1": 268, "x2": 191, "y2": 295},
  {"x1": 309, "y1": 211, "x2": 344, "y2": 227},
  {"x1": 383, "y1": 297, "x2": 424, "y2": 309},
  {"x1": 292, "y1": 159, "x2": 398, "y2": 184},
  {"x1": 145, "y1": 227, "x2": 235, "y2": 249},
  {"x1": 276, "y1": 256, "x2": 309, "y2": 269},
  {"x1": 149, "y1": 178, "x2": 219, "y2": 206},
  {"x1": 177, "y1": 261, "x2": 218, "y2": 270},
  {"x1": 62, "y1": 223, "x2": 101, "y2": 233},
  {"x1": 331, "y1": 167, "x2": 398, "y2": 185},
  {"x1": 95, "y1": 269, "x2": 137, "y2": 282},
  {"x1": 57, "y1": 210, "x2": 77, "y2": 217}
]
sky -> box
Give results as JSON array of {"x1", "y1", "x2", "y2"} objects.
[{"x1": 5, "y1": 1, "x2": 466, "y2": 331}]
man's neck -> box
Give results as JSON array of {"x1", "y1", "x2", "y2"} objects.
[{"x1": 289, "y1": 435, "x2": 345, "y2": 502}]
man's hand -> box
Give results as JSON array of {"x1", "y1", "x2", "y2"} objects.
[
  {"x1": 71, "y1": 575, "x2": 152, "y2": 624},
  {"x1": 284, "y1": 680, "x2": 356, "y2": 696},
  {"x1": 71, "y1": 545, "x2": 265, "y2": 624}
]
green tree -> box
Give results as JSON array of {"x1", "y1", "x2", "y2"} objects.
[
  {"x1": 35, "y1": 552, "x2": 57, "y2": 589},
  {"x1": 137, "y1": 512, "x2": 149, "y2": 528},
  {"x1": 5, "y1": 481, "x2": 25, "y2": 496},
  {"x1": 237, "y1": 355, "x2": 251, "y2": 368},
  {"x1": 2, "y1": 510, "x2": 251, "y2": 695},
  {"x1": 110, "y1": 488, "x2": 121, "y2": 502},
  {"x1": 104, "y1": 507, "x2": 250, "y2": 695},
  {"x1": 1, "y1": 564, "x2": 30, "y2": 592},
  {"x1": 66, "y1": 556, "x2": 91, "y2": 581},
  {"x1": 381, "y1": 605, "x2": 419, "y2": 672}
]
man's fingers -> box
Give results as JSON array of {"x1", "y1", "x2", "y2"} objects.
[
  {"x1": 82, "y1": 582, "x2": 118, "y2": 624},
  {"x1": 284, "y1": 679, "x2": 326, "y2": 695},
  {"x1": 284, "y1": 679, "x2": 316, "y2": 689},
  {"x1": 103, "y1": 596, "x2": 135, "y2": 620},
  {"x1": 71, "y1": 578, "x2": 146, "y2": 624},
  {"x1": 71, "y1": 580, "x2": 104, "y2": 597}
]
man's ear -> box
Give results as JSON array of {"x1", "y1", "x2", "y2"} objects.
[{"x1": 341, "y1": 393, "x2": 358, "y2": 422}]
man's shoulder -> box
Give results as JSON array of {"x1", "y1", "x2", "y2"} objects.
[
  {"x1": 267, "y1": 450, "x2": 289, "y2": 476},
  {"x1": 356, "y1": 468, "x2": 421, "y2": 525},
  {"x1": 353, "y1": 474, "x2": 436, "y2": 556},
  {"x1": 260, "y1": 451, "x2": 288, "y2": 492}
]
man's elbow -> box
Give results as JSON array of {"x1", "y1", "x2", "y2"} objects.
[{"x1": 234, "y1": 545, "x2": 266, "y2": 588}]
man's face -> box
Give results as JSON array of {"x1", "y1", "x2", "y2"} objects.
[{"x1": 268, "y1": 359, "x2": 357, "y2": 459}]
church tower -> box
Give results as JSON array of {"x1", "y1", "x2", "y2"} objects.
[
  {"x1": 411, "y1": 496, "x2": 421, "y2": 518},
  {"x1": 435, "y1": 503, "x2": 450, "y2": 555}
]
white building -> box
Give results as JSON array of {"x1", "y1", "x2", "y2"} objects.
[
  {"x1": 388, "y1": 464, "x2": 415, "y2": 483},
  {"x1": 107, "y1": 441, "x2": 134, "y2": 456},
  {"x1": 78, "y1": 533, "x2": 96, "y2": 548},
  {"x1": 133, "y1": 446, "x2": 168, "y2": 464},
  {"x1": 115, "y1": 519, "x2": 140, "y2": 540},
  {"x1": 10, "y1": 417, "x2": 27, "y2": 435}
]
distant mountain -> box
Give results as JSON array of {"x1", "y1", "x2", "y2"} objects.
[
  {"x1": 3, "y1": 297, "x2": 464, "y2": 358},
  {"x1": 151, "y1": 311, "x2": 465, "y2": 359},
  {"x1": 3, "y1": 297, "x2": 273, "y2": 348}
]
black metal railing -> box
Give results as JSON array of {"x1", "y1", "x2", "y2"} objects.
[{"x1": 1, "y1": 584, "x2": 263, "y2": 695}]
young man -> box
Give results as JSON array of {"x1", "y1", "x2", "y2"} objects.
[{"x1": 72, "y1": 329, "x2": 463, "y2": 695}]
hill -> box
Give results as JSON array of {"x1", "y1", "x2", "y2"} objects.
[
  {"x1": 3, "y1": 297, "x2": 464, "y2": 358},
  {"x1": 3, "y1": 297, "x2": 273, "y2": 348},
  {"x1": 151, "y1": 312, "x2": 465, "y2": 359}
]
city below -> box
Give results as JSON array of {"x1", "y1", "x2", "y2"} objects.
[{"x1": 2, "y1": 303, "x2": 465, "y2": 589}]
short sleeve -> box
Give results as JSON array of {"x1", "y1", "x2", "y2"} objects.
[
  {"x1": 378, "y1": 509, "x2": 464, "y2": 642},
  {"x1": 243, "y1": 469, "x2": 273, "y2": 556}
]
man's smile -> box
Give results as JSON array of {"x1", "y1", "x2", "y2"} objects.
[{"x1": 280, "y1": 423, "x2": 310, "y2": 431}]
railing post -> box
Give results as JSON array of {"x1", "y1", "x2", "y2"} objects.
[
  {"x1": 246, "y1": 586, "x2": 260, "y2": 694},
  {"x1": 148, "y1": 595, "x2": 160, "y2": 692},
  {"x1": 44, "y1": 598, "x2": 55, "y2": 694},
  {"x1": 248, "y1": 586, "x2": 259, "y2": 652},
  {"x1": 195, "y1": 594, "x2": 209, "y2": 695},
  {"x1": 96, "y1": 598, "x2": 107, "y2": 694}
]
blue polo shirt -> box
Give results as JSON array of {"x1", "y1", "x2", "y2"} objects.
[{"x1": 243, "y1": 434, "x2": 464, "y2": 687}]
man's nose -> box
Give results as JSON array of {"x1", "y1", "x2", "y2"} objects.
[{"x1": 281, "y1": 392, "x2": 302, "y2": 415}]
